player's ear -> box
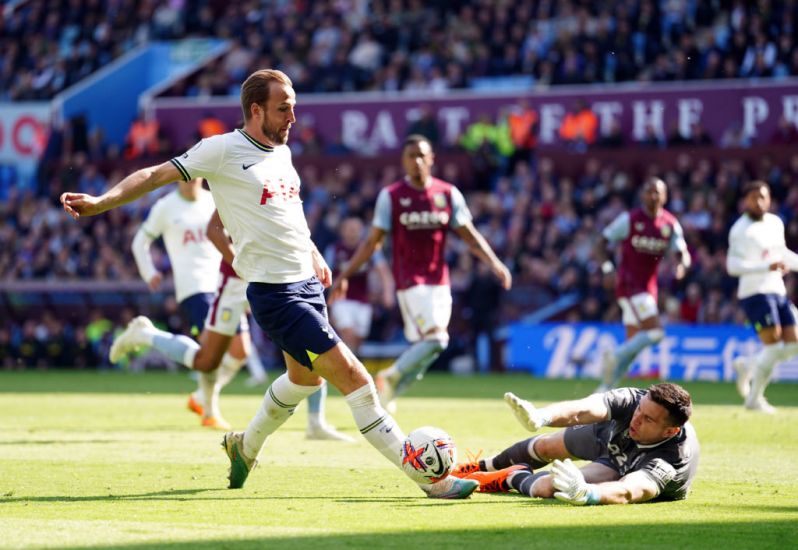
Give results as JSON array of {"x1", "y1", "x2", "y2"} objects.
[
  {"x1": 250, "y1": 102, "x2": 262, "y2": 121},
  {"x1": 663, "y1": 425, "x2": 680, "y2": 438}
]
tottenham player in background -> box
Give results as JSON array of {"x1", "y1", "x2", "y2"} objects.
[
  {"x1": 127, "y1": 176, "x2": 252, "y2": 427},
  {"x1": 61, "y1": 69, "x2": 478, "y2": 499},
  {"x1": 329, "y1": 134, "x2": 512, "y2": 412},
  {"x1": 728, "y1": 180, "x2": 798, "y2": 413},
  {"x1": 595, "y1": 178, "x2": 691, "y2": 391}
]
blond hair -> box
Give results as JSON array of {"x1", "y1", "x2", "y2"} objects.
[{"x1": 240, "y1": 69, "x2": 293, "y2": 121}]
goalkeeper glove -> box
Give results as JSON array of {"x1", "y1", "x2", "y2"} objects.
[
  {"x1": 504, "y1": 392, "x2": 552, "y2": 432},
  {"x1": 551, "y1": 459, "x2": 601, "y2": 506}
]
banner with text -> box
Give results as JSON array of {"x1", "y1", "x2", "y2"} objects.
[
  {"x1": 0, "y1": 102, "x2": 50, "y2": 173},
  {"x1": 507, "y1": 323, "x2": 798, "y2": 382},
  {"x1": 153, "y1": 79, "x2": 798, "y2": 154}
]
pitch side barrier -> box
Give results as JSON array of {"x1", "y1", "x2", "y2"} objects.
[
  {"x1": 152, "y1": 78, "x2": 798, "y2": 155},
  {"x1": 506, "y1": 322, "x2": 798, "y2": 383}
]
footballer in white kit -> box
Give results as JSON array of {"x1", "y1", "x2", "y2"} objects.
[
  {"x1": 132, "y1": 179, "x2": 220, "y2": 335},
  {"x1": 126, "y1": 178, "x2": 251, "y2": 427},
  {"x1": 727, "y1": 181, "x2": 798, "y2": 413},
  {"x1": 62, "y1": 69, "x2": 479, "y2": 499}
]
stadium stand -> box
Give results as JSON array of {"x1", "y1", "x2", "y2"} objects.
[{"x1": 2, "y1": 1, "x2": 798, "y2": 370}]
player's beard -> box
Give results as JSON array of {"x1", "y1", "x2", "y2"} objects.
[{"x1": 262, "y1": 120, "x2": 289, "y2": 145}]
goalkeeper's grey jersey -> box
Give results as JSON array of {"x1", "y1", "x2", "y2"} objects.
[{"x1": 600, "y1": 388, "x2": 700, "y2": 500}]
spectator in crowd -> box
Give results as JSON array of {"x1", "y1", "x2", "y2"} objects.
[
  {"x1": 197, "y1": 112, "x2": 228, "y2": 139},
  {"x1": 406, "y1": 104, "x2": 440, "y2": 147},
  {"x1": 507, "y1": 100, "x2": 539, "y2": 170},
  {"x1": 124, "y1": 113, "x2": 162, "y2": 160},
  {"x1": 559, "y1": 100, "x2": 598, "y2": 152}
]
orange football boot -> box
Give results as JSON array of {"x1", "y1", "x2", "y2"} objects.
[
  {"x1": 187, "y1": 394, "x2": 204, "y2": 416},
  {"x1": 467, "y1": 464, "x2": 530, "y2": 493}
]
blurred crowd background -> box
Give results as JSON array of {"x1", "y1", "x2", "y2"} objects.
[
  {"x1": 2, "y1": 0, "x2": 798, "y2": 370},
  {"x1": 5, "y1": 0, "x2": 798, "y2": 100}
]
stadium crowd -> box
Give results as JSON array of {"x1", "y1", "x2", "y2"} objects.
[
  {"x1": 3, "y1": 0, "x2": 798, "y2": 369},
  {"x1": 4, "y1": 0, "x2": 798, "y2": 101},
  {"x1": 3, "y1": 140, "x2": 798, "y2": 369}
]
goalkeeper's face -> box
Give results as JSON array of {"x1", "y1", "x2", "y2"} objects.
[{"x1": 628, "y1": 395, "x2": 681, "y2": 445}]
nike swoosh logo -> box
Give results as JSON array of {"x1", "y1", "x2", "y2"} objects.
[{"x1": 242, "y1": 163, "x2": 257, "y2": 170}]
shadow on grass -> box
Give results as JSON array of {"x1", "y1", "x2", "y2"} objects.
[
  {"x1": 59, "y1": 521, "x2": 798, "y2": 550},
  {"x1": 0, "y1": 489, "x2": 441, "y2": 506},
  {"x1": 0, "y1": 439, "x2": 120, "y2": 446}
]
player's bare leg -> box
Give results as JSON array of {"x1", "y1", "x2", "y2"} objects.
[{"x1": 193, "y1": 331, "x2": 250, "y2": 429}]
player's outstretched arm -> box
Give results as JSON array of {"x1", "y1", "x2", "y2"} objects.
[
  {"x1": 552, "y1": 460, "x2": 660, "y2": 505},
  {"x1": 453, "y1": 222, "x2": 512, "y2": 289},
  {"x1": 504, "y1": 392, "x2": 609, "y2": 432},
  {"x1": 61, "y1": 161, "x2": 181, "y2": 219}
]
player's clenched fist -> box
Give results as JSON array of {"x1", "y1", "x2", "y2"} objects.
[{"x1": 61, "y1": 192, "x2": 101, "y2": 219}]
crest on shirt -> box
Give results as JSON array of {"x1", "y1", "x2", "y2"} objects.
[
  {"x1": 635, "y1": 222, "x2": 645, "y2": 232},
  {"x1": 660, "y1": 225, "x2": 672, "y2": 238},
  {"x1": 400, "y1": 197, "x2": 412, "y2": 207},
  {"x1": 433, "y1": 193, "x2": 447, "y2": 208}
]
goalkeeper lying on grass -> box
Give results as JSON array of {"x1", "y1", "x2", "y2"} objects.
[{"x1": 452, "y1": 383, "x2": 699, "y2": 505}]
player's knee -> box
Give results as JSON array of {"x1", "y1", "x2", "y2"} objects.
[
  {"x1": 531, "y1": 434, "x2": 561, "y2": 461},
  {"x1": 422, "y1": 332, "x2": 449, "y2": 352},
  {"x1": 646, "y1": 328, "x2": 665, "y2": 343}
]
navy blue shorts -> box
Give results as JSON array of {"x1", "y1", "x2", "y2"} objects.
[
  {"x1": 740, "y1": 293, "x2": 798, "y2": 332},
  {"x1": 179, "y1": 292, "x2": 215, "y2": 338},
  {"x1": 247, "y1": 277, "x2": 341, "y2": 369}
]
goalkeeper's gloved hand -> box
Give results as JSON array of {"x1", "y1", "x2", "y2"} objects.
[
  {"x1": 551, "y1": 458, "x2": 601, "y2": 506},
  {"x1": 504, "y1": 392, "x2": 551, "y2": 432}
]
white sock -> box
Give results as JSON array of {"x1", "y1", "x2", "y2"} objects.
[
  {"x1": 199, "y1": 370, "x2": 221, "y2": 419},
  {"x1": 778, "y1": 342, "x2": 798, "y2": 362},
  {"x1": 747, "y1": 343, "x2": 783, "y2": 405},
  {"x1": 242, "y1": 373, "x2": 320, "y2": 459},
  {"x1": 217, "y1": 352, "x2": 245, "y2": 388},
  {"x1": 345, "y1": 382, "x2": 405, "y2": 469},
  {"x1": 307, "y1": 382, "x2": 326, "y2": 428}
]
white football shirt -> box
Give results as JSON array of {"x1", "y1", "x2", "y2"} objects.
[
  {"x1": 727, "y1": 212, "x2": 793, "y2": 298},
  {"x1": 170, "y1": 129, "x2": 314, "y2": 284},
  {"x1": 134, "y1": 188, "x2": 221, "y2": 303}
]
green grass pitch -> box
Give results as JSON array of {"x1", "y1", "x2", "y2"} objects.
[{"x1": 1, "y1": 371, "x2": 797, "y2": 549}]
